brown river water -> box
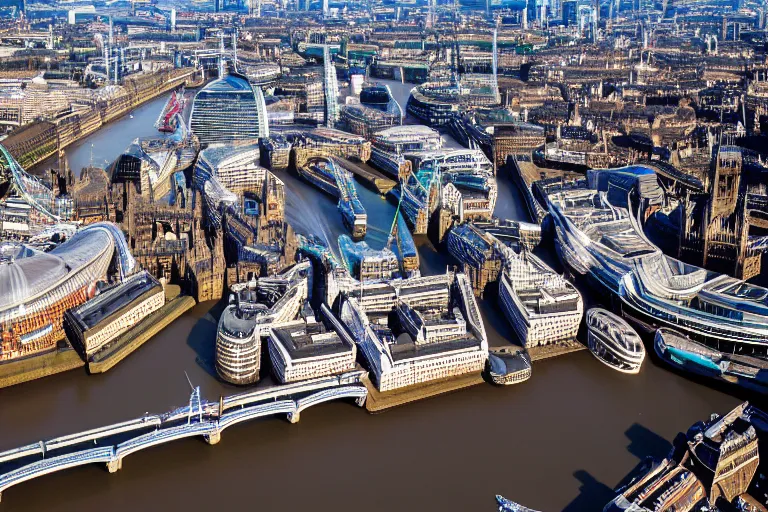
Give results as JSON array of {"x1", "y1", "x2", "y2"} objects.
[{"x1": 3, "y1": 88, "x2": 748, "y2": 512}]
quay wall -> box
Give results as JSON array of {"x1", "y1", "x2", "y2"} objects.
[
  {"x1": 88, "y1": 296, "x2": 196, "y2": 374},
  {"x1": 363, "y1": 372, "x2": 484, "y2": 413},
  {"x1": 331, "y1": 156, "x2": 396, "y2": 194},
  {"x1": 3, "y1": 68, "x2": 201, "y2": 172},
  {"x1": 0, "y1": 348, "x2": 84, "y2": 389}
]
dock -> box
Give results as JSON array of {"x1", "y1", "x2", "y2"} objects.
[
  {"x1": 332, "y1": 156, "x2": 397, "y2": 194},
  {"x1": 362, "y1": 372, "x2": 485, "y2": 413},
  {"x1": 0, "y1": 347, "x2": 84, "y2": 389},
  {"x1": 527, "y1": 341, "x2": 587, "y2": 362},
  {"x1": 88, "y1": 293, "x2": 197, "y2": 374},
  {"x1": 509, "y1": 156, "x2": 583, "y2": 223}
]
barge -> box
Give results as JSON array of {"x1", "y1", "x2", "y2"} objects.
[
  {"x1": 655, "y1": 328, "x2": 768, "y2": 393},
  {"x1": 298, "y1": 157, "x2": 367, "y2": 238}
]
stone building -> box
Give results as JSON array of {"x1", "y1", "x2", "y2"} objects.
[{"x1": 64, "y1": 270, "x2": 164, "y2": 358}]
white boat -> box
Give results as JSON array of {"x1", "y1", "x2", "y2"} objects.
[
  {"x1": 586, "y1": 308, "x2": 645, "y2": 374},
  {"x1": 496, "y1": 495, "x2": 542, "y2": 512}
]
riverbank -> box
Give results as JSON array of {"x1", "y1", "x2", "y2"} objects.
[
  {"x1": 363, "y1": 371, "x2": 485, "y2": 413},
  {"x1": 9, "y1": 68, "x2": 200, "y2": 174},
  {"x1": 0, "y1": 347, "x2": 84, "y2": 389},
  {"x1": 88, "y1": 294, "x2": 197, "y2": 374},
  {"x1": 528, "y1": 341, "x2": 587, "y2": 362}
]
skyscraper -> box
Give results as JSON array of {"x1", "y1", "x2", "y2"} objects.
[{"x1": 189, "y1": 70, "x2": 269, "y2": 146}]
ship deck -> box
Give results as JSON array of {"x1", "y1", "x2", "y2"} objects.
[{"x1": 331, "y1": 157, "x2": 397, "y2": 194}]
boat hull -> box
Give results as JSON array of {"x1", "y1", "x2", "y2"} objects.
[
  {"x1": 654, "y1": 330, "x2": 768, "y2": 394},
  {"x1": 587, "y1": 332, "x2": 643, "y2": 374},
  {"x1": 585, "y1": 308, "x2": 645, "y2": 375}
]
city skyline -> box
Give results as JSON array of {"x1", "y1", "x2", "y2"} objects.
[{"x1": 0, "y1": 0, "x2": 767, "y2": 510}]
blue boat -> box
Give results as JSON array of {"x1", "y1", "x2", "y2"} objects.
[
  {"x1": 655, "y1": 328, "x2": 768, "y2": 393},
  {"x1": 338, "y1": 235, "x2": 399, "y2": 282},
  {"x1": 297, "y1": 234, "x2": 339, "y2": 270},
  {"x1": 392, "y1": 210, "x2": 419, "y2": 276},
  {"x1": 298, "y1": 157, "x2": 367, "y2": 238}
]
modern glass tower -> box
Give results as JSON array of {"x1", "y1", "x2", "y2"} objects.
[{"x1": 189, "y1": 71, "x2": 269, "y2": 146}]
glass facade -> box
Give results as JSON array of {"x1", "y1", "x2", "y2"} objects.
[{"x1": 189, "y1": 73, "x2": 269, "y2": 146}]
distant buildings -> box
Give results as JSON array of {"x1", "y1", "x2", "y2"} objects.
[
  {"x1": 340, "y1": 103, "x2": 399, "y2": 139},
  {"x1": 492, "y1": 123, "x2": 546, "y2": 170},
  {"x1": 369, "y1": 125, "x2": 441, "y2": 179}
]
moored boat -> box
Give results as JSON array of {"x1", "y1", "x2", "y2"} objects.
[
  {"x1": 496, "y1": 495, "x2": 542, "y2": 512},
  {"x1": 586, "y1": 308, "x2": 645, "y2": 374},
  {"x1": 486, "y1": 347, "x2": 532, "y2": 385},
  {"x1": 298, "y1": 157, "x2": 367, "y2": 239},
  {"x1": 655, "y1": 328, "x2": 768, "y2": 393},
  {"x1": 297, "y1": 157, "x2": 341, "y2": 197}
]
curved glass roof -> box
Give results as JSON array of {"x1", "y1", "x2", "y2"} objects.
[{"x1": 0, "y1": 244, "x2": 67, "y2": 307}]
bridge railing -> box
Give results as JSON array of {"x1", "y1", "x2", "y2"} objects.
[{"x1": 0, "y1": 375, "x2": 368, "y2": 503}]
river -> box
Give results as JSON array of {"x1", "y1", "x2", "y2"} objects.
[{"x1": 2, "y1": 85, "x2": 745, "y2": 512}]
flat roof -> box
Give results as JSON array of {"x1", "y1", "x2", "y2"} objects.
[
  {"x1": 390, "y1": 336, "x2": 481, "y2": 362},
  {"x1": 272, "y1": 323, "x2": 354, "y2": 360}
]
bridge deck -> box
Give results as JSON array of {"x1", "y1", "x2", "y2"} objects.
[
  {"x1": 0, "y1": 447, "x2": 114, "y2": 495},
  {"x1": 222, "y1": 370, "x2": 366, "y2": 411},
  {"x1": 0, "y1": 374, "x2": 368, "y2": 503}
]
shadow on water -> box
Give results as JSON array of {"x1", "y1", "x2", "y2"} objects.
[
  {"x1": 562, "y1": 423, "x2": 673, "y2": 512},
  {"x1": 187, "y1": 299, "x2": 227, "y2": 379},
  {"x1": 561, "y1": 470, "x2": 616, "y2": 512},
  {"x1": 624, "y1": 423, "x2": 672, "y2": 461}
]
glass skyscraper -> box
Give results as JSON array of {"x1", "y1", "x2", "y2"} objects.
[{"x1": 189, "y1": 72, "x2": 269, "y2": 146}]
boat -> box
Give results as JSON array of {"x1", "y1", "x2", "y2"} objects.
[
  {"x1": 155, "y1": 90, "x2": 186, "y2": 133},
  {"x1": 486, "y1": 347, "x2": 532, "y2": 385},
  {"x1": 360, "y1": 85, "x2": 390, "y2": 109},
  {"x1": 655, "y1": 328, "x2": 768, "y2": 393},
  {"x1": 298, "y1": 157, "x2": 341, "y2": 197},
  {"x1": 297, "y1": 157, "x2": 367, "y2": 239},
  {"x1": 389, "y1": 208, "x2": 419, "y2": 277},
  {"x1": 495, "y1": 495, "x2": 542, "y2": 512},
  {"x1": 586, "y1": 308, "x2": 645, "y2": 374}
]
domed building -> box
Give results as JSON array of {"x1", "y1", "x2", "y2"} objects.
[
  {"x1": 189, "y1": 71, "x2": 269, "y2": 147},
  {"x1": 0, "y1": 222, "x2": 132, "y2": 363}
]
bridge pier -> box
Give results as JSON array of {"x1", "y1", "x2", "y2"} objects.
[
  {"x1": 287, "y1": 411, "x2": 300, "y2": 424},
  {"x1": 106, "y1": 457, "x2": 122, "y2": 473},
  {"x1": 205, "y1": 431, "x2": 221, "y2": 445}
]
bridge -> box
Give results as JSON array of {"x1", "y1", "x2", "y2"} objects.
[{"x1": 0, "y1": 371, "x2": 367, "y2": 503}]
